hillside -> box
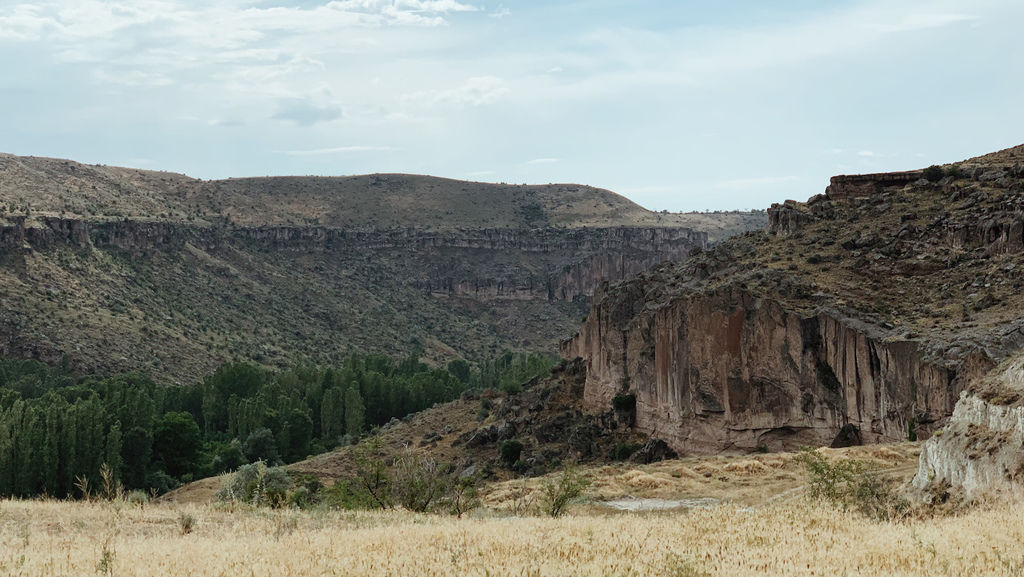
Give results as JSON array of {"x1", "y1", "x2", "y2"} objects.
[
  {"x1": 565, "y1": 144, "x2": 1024, "y2": 459},
  {"x1": 168, "y1": 357, "x2": 920, "y2": 507},
  {"x1": 0, "y1": 154, "x2": 761, "y2": 239},
  {"x1": 0, "y1": 153, "x2": 765, "y2": 383}
]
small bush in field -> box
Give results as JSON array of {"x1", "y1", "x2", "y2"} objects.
[
  {"x1": 541, "y1": 464, "x2": 590, "y2": 517},
  {"x1": 796, "y1": 448, "x2": 908, "y2": 521}
]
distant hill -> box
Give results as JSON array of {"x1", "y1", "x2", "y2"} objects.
[
  {"x1": 0, "y1": 154, "x2": 760, "y2": 240},
  {"x1": 0, "y1": 154, "x2": 765, "y2": 383}
]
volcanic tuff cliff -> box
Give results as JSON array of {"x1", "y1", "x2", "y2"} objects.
[
  {"x1": 910, "y1": 352, "x2": 1024, "y2": 500},
  {"x1": 564, "y1": 144, "x2": 1024, "y2": 456},
  {"x1": 0, "y1": 153, "x2": 765, "y2": 383}
]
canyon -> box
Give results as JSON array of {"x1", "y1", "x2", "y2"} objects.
[{"x1": 0, "y1": 154, "x2": 764, "y2": 383}]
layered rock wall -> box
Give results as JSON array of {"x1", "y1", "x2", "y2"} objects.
[
  {"x1": 825, "y1": 171, "x2": 923, "y2": 200},
  {"x1": 0, "y1": 216, "x2": 705, "y2": 303},
  {"x1": 564, "y1": 285, "x2": 990, "y2": 454}
]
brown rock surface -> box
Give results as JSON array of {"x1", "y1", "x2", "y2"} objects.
[{"x1": 565, "y1": 144, "x2": 1024, "y2": 455}]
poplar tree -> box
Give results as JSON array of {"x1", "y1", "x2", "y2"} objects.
[{"x1": 344, "y1": 385, "x2": 365, "y2": 438}]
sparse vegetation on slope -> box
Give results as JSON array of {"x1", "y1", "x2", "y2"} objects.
[
  {"x1": 0, "y1": 153, "x2": 765, "y2": 235},
  {"x1": 0, "y1": 155, "x2": 762, "y2": 382}
]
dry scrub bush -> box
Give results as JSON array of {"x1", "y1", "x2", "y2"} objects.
[
  {"x1": 216, "y1": 461, "x2": 293, "y2": 507},
  {"x1": 541, "y1": 464, "x2": 590, "y2": 517},
  {"x1": 797, "y1": 448, "x2": 909, "y2": 521}
]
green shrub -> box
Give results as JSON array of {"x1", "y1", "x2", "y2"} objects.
[
  {"x1": 348, "y1": 441, "x2": 393, "y2": 509},
  {"x1": 322, "y1": 479, "x2": 379, "y2": 510},
  {"x1": 216, "y1": 461, "x2": 293, "y2": 507},
  {"x1": 541, "y1": 464, "x2": 590, "y2": 517},
  {"x1": 922, "y1": 165, "x2": 945, "y2": 182},
  {"x1": 177, "y1": 512, "x2": 195, "y2": 535},
  {"x1": 611, "y1": 393, "x2": 636, "y2": 412},
  {"x1": 442, "y1": 476, "x2": 480, "y2": 518},
  {"x1": 287, "y1": 486, "x2": 316, "y2": 509},
  {"x1": 500, "y1": 440, "x2": 524, "y2": 467},
  {"x1": 612, "y1": 443, "x2": 639, "y2": 461},
  {"x1": 796, "y1": 448, "x2": 908, "y2": 521}
]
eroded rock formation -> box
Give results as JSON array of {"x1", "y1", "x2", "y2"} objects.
[
  {"x1": 912, "y1": 356, "x2": 1024, "y2": 499},
  {"x1": 564, "y1": 283, "x2": 994, "y2": 454}
]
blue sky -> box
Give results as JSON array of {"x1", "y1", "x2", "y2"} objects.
[{"x1": 1, "y1": 0, "x2": 1021, "y2": 211}]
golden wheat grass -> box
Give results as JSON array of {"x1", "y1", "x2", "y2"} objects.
[{"x1": 1, "y1": 495, "x2": 1023, "y2": 576}]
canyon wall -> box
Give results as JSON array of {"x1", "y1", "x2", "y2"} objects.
[
  {"x1": 564, "y1": 284, "x2": 993, "y2": 454},
  {"x1": 912, "y1": 356, "x2": 1024, "y2": 499},
  {"x1": 0, "y1": 216, "x2": 705, "y2": 304}
]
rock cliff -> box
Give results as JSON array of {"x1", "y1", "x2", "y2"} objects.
[
  {"x1": 0, "y1": 155, "x2": 767, "y2": 383},
  {"x1": 564, "y1": 144, "x2": 1024, "y2": 455},
  {"x1": 911, "y1": 355, "x2": 1024, "y2": 500}
]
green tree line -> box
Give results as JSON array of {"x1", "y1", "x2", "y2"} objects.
[{"x1": 0, "y1": 351, "x2": 554, "y2": 498}]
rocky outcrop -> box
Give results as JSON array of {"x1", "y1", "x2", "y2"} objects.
[
  {"x1": 945, "y1": 215, "x2": 1024, "y2": 255},
  {"x1": 563, "y1": 281, "x2": 994, "y2": 456},
  {"x1": 912, "y1": 357, "x2": 1024, "y2": 500},
  {"x1": 766, "y1": 200, "x2": 813, "y2": 236},
  {"x1": 0, "y1": 216, "x2": 90, "y2": 250},
  {"x1": 825, "y1": 171, "x2": 923, "y2": 201}
]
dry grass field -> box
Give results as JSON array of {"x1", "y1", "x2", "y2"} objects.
[
  {"x1": 481, "y1": 443, "x2": 922, "y2": 510},
  {"x1": 5, "y1": 443, "x2": 1023, "y2": 577},
  {"x1": 3, "y1": 495, "x2": 1024, "y2": 576}
]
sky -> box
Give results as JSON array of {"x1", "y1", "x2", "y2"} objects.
[{"x1": 0, "y1": 0, "x2": 1022, "y2": 211}]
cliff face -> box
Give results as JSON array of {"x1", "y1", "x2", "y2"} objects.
[
  {"x1": 911, "y1": 356, "x2": 1024, "y2": 499},
  {"x1": 565, "y1": 283, "x2": 993, "y2": 453},
  {"x1": 564, "y1": 144, "x2": 1024, "y2": 456},
  {"x1": 0, "y1": 216, "x2": 705, "y2": 301},
  {"x1": 0, "y1": 214, "x2": 713, "y2": 383}
]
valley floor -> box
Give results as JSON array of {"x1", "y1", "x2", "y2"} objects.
[
  {"x1": 2, "y1": 495, "x2": 1023, "y2": 576},
  {"x1": 3, "y1": 442, "x2": 1023, "y2": 577}
]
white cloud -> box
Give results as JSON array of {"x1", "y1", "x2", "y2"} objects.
[
  {"x1": 511, "y1": 0, "x2": 986, "y2": 106},
  {"x1": 526, "y1": 157, "x2": 559, "y2": 165},
  {"x1": 0, "y1": 0, "x2": 478, "y2": 48},
  {"x1": 0, "y1": 4, "x2": 55, "y2": 40}
]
